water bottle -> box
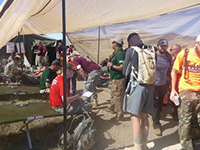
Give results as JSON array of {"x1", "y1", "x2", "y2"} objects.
[{"x1": 174, "y1": 95, "x2": 180, "y2": 106}]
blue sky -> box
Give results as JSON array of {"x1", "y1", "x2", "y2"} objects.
[
  {"x1": 0, "y1": 0, "x2": 3, "y2": 6},
  {"x1": 47, "y1": 33, "x2": 63, "y2": 40}
]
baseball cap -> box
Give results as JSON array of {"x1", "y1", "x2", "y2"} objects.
[
  {"x1": 157, "y1": 39, "x2": 168, "y2": 46},
  {"x1": 51, "y1": 60, "x2": 62, "y2": 67},
  {"x1": 14, "y1": 55, "x2": 20, "y2": 60},
  {"x1": 68, "y1": 53, "x2": 78, "y2": 60},
  {"x1": 196, "y1": 35, "x2": 200, "y2": 42},
  {"x1": 111, "y1": 37, "x2": 124, "y2": 45}
]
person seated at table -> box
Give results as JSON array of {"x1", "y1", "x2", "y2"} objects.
[
  {"x1": 7, "y1": 52, "x2": 16, "y2": 63},
  {"x1": 49, "y1": 63, "x2": 92, "y2": 114},
  {"x1": 9, "y1": 68, "x2": 39, "y2": 85},
  {"x1": 39, "y1": 60, "x2": 61, "y2": 93},
  {"x1": 4, "y1": 55, "x2": 21, "y2": 78}
]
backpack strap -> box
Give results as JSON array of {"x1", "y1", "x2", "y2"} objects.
[
  {"x1": 131, "y1": 46, "x2": 147, "y2": 86},
  {"x1": 129, "y1": 47, "x2": 138, "y2": 87},
  {"x1": 130, "y1": 46, "x2": 139, "y2": 78},
  {"x1": 183, "y1": 48, "x2": 189, "y2": 80},
  {"x1": 165, "y1": 51, "x2": 172, "y2": 82}
]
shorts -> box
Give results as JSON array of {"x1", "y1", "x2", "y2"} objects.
[{"x1": 52, "y1": 100, "x2": 93, "y2": 114}]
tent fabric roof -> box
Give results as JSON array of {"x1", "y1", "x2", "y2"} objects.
[{"x1": 0, "y1": 0, "x2": 200, "y2": 49}]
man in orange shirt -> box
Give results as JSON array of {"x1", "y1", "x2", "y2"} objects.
[{"x1": 170, "y1": 35, "x2": 200, "y2": 150}]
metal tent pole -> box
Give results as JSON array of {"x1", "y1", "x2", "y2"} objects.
[
  {"x1": 18, "y1": 32, "x2": 23, "y2": 72},
  {"x1": 97, "y1": 26, "x2": 100, "y2": 64},
  {"x1": 62, "y1": 0, "x2": 68, "y2": 150}
]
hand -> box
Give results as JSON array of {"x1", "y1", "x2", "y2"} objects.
[
  {"x1": 107, "y1": 62, "x2": 113, "y2": 68},
  {"x1": 103, "y1": 73, "x2": 107, "y2": 76},
  {"x1": 170, "y1": 90, "x2": 179, "y2": 102},
  {"x1": 84, "y1": 80, "x2": 87, "y2": 85},
  {"x1": 75, "y1": 94, "x2": 81, "y2": 100}
]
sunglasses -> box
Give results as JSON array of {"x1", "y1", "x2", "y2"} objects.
[{"x1": 112, "y1": 41, "x2": 117, "y2": 44}]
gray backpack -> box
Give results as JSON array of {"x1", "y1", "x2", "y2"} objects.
[{"x1": 58, "y1": 114, "x2": 96, "y2": 150}]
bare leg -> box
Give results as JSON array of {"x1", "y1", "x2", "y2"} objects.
[
  {"x1": 131, "y1": 114, "x2": 142, "y2": 150},
  {"x1": 141, "y1": 113, "x2": 149, "y2": 150}
]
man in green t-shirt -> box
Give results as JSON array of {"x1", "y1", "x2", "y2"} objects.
[
  {"x1": 106, "y1": 37, "x2": 125, "y2": 121},
  {"x1": 39, "y1": 60, "x2": 61, "y2": 93}
]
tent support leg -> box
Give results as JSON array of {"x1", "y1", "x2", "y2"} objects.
[
  {"x1": 19, "y1": 120, "x2": 34, "y2": 131},
  {"x1": 24, "y1": 121, "x2": 33, "y2": 149}
]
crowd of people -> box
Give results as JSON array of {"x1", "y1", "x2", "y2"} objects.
[
  {"x1": 0, "y1": 33, "x2": 200, "y2": 150},
  {"x1": 106, "y1": 33, "x2": 200, "y2": 150}
]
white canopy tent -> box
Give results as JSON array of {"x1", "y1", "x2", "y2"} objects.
[
  {"x1": 0, "y1": 0, "x2": 200, "y2": 50},
  {"x1": 1, "y1": 0, "x2": 200, "y2": 149},
  {"x1": 68, "y1": 4, "x2": 200, "y2": 62}
]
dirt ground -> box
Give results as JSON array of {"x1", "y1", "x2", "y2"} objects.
[{"x1": 0, "y1": 80, "x2": 181, "y2": 150}]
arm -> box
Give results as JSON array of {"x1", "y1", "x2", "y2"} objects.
[
  {"x1": 79, "y1": 67, "x2": 87, "y2": 81},
  {"x1": 34, "y1": 49, "x2": 41, "y2": 54},
  {"x1": 122, "y1": 48, "x2": 134, "y2": 77},
  {"x1": 45, "y1": 82, "x2": 51, "y2": 88},
  {"x1": 107, "y1": 62, "x2": 123, "y2": 71},
  {"x1": 170, "y1": 69, "x2": 179, "y2": 101},
  {"x1": 4, "y1": 64, "x2": 9, "y2": 76},
  {"x1": 61, "y1": 94, "x2": 80, "y2": 104}
]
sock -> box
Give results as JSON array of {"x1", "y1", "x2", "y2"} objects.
[{"x1": 134, "y1": 137, "x2": 142, "y2": 144}]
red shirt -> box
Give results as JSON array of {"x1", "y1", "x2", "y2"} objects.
[
  {"x1": 42, "y1": 47, "x2": 48, "y2": 57},
  {"x1": 49, "y1": 75, "x2": 69, "y2": 107},
  {"x1": 67, "y1": 47, "x2": 73, "y2": 55},
  {"x1": 73, "y1": 55, "x2": 100, "y2": 73},
  {"x1": 56, "y1": 46, "x2": 62, "y2": 54},
  {"x1": 38, "y1": 45, "x2": 43, "y2": 56}
]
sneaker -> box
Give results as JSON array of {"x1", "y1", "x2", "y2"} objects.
[{"x1": 153, "y1": 127, "x2": 162, "y2": 136}]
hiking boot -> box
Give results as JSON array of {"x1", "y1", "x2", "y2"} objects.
[
  {"x1": 91, "y1": 97, "x2": 98, "y2": 107},
  {"x1": 105, "y1": 108, "x2": 115, "y2": 114},
  {"x1": 171, "y1": 111, "x2": 178, "y2": 120},
  {"x1": 116, "y1": 114, "x2": 123, "y2": 121},
  {"x1": 153, "y1": 127, "x2": 162, "y2": 136},
  {"x1": 91, "y1": 101, "x2": 98, "y2": 108},
  {"x1": 90, "y1": 109, "x2": 100, "y2": 119},
  {"x1": 134, "y1": 143, "x2": 142, "y2": 150}
]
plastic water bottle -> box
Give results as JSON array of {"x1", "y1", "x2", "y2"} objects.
[{"x1": 174, "y1": 95, "x2": 180, "y2": 106}]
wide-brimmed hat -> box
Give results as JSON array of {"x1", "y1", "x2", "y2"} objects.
[{"x1": 111, "y1": 37, "x2": 124, "y2": 45}]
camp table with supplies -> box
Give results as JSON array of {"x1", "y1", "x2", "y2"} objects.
[
  {"x1": 0, "y1": 102, "x2": 63, "y2": 149},
  {"x1": 0, "y1": 84, "x2": 48, "y2": 100}
]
